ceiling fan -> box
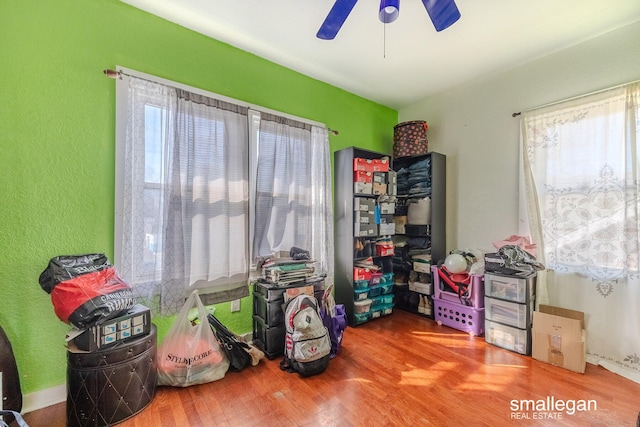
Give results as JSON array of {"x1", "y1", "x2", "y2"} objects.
[{"x1": 317, "y1": 0, "x2": 461, "y2": 40}]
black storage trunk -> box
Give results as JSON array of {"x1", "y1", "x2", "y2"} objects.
[{"x1": 66, "y1": 324, "x2": 157, "y2": 427}]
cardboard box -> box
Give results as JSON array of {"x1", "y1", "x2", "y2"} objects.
[
  {"x1": 413, "y1": 261, "x2": 431, "y2": 273},
  {"x1": 387, "y1": 170, "x2": 397, "y2": 195},
  {"x1": 353, "y1": 157, "x2": 374, "y2": 172},
  {"x1": 354, "y1": 182, "x2": 372, "y2": 195},
  {"x1": 354, "y1": 170, "x2": 373, "y2": 183},
  {"x1": 284, "y1": 285, "x2": 314, "y2": 302},
  {"x1": 353, "y1": 267, "x2": 373, "y2": 281},
  {"x1": 354, "y1": 197, "x2": 375, "y2": 213},
  {"x1": 379, "y1": 201, "x2": 395, "y2": 215},
  {"x1": 373, "y1": 172, "x2": 386, "y2": 184},
  {"x1": 354, "y1": 211, "x2": 375, "y2": 224},
  {"x1": 372, "y1": 182, "x2": 387, "y2": 195},
  {"x1": 378, "y1": 214, "x2": 394, "y2": 224},
  {"x1": 371, "y1": 158, "x2": 389, "y2": 172},
  {"x1": 378, "y1": 222, "x2": 395, "y2": 235},
  {"x1": 354, "y1": 223, "x2": 377, "y2": 237},
  {"x1": 408, "y1": 280, "x2": 432, "y2": 295},
  {"x1": 532, "y1": 305, "x2": 586, "y2": 373}
]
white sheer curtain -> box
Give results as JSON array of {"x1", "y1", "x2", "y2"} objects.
[
  {"x1": 252, "y1": 113, "x2": 334, "y2": 283},
  {"x1": 117, "y1": 76, "x2": 249, "y2": 315},
  {"x1": 521, "y1": 82, "x2": 640, "y2": 382}
]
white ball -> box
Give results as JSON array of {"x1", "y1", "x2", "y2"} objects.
[{"x1": 444, "y1": 254, "x2": 467, "y2": 273}]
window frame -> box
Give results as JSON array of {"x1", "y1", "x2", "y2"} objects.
[{"x1": 114, "y1": 66, "x2": 326, "y2": 285}]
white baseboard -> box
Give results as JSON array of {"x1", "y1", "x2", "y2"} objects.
[{"x1": 22, "y1": 384, "x2": 66, "y2": 414}]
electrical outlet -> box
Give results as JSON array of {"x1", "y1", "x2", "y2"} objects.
[{"x1": 230, "y1": 299, "x2": 241, "y2": 312}]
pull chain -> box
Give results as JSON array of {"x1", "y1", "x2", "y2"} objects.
[{"x1": 383, "y1": 23, "x2": 387, "y2": 58}]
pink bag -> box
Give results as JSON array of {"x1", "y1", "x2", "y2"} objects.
[{"x1": 492, "y1": 235, "x2": 537, "y2": 256}]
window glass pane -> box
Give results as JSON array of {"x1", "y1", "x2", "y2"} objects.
[{"x1": 144, "y1": 105, "x2": 165, "y2": 184}]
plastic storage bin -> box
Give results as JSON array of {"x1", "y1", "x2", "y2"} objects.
[
  {"x1": 370, "y1": 296, "x2": 384, "y2": 310},
  {"x1": 434, "y1": 298, "x2": 485, "y2": 336},
  {"x1": 354, "y1": 280, "x2": 369, "y2": 290},
  {"x1": 252, "y1": 316, "x2": 285, "y2": 359},
  {"x1": 368, "y1": 285, "x2": 382, "y2": 297},
  {"x1": 485, "y1": 319, "x2": 532, "y2": 355},
  {"x1": 380, "y1": 303, "x2": 394, "y2": 315},
  {"x1": 253, "y1": 294, "x2": 285, "y2": 326},
  {"x1": 354, "y1": 312, "x2": 371, "y2": 325},
  {"x1": 380, "y1": 283, "x2": 393, "y2": 294},
  {"x1": 354, "y1": 299, "x2": 373, "y2": 314},
  {"x1": 380, "y1": 294, "x2": 394, "y2": 305},
  {"x1": 484, "y1": 296, "x2": 535, "y2": 330},
  {"x1": 354, "y1": 287, "x2": 370, "y2": 301},
  {"x1": 432, "y1": 265, "x2": 485, "y2": 308},
  {"x1": 370, "y1": 272, "x2": 383, "y2": 285},
  {"x1": 370, "y1": 304, "x2": 393, "y2": 318},
  {"x1": 485, "y1": 272, "x2": 536, "y2": 303},
  {"x1": 253, "y1": 282, "x2": 286, "y2": 301}
]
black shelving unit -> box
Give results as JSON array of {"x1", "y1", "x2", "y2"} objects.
[
  {"x1": 334, "y1": 147, "x2": 446, "y2": 325},
  {"x1": 334, "y1": 146, "x2": 394, "y2": 327},
  {"x1": 391, "y1": 152, "x2": 446, "y2": 317}
]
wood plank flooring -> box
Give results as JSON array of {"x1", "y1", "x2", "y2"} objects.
[{"x1": 23, "y1": 309, "x2": 640, "y2": 426}]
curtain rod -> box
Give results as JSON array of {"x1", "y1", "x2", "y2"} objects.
[
  {"x1": 511, "y1": 78, "x2": 640, "y2": 118},
  {"x1": 103, "y1": 68, "x2": 339, "y2": 135}
]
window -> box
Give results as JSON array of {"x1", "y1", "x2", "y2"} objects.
[
  {"x1": 520, "y1": 81, "x2": 640, "y2": 383},
  {"x1": 522, "y1": 82, "x2": 640, "y2": 282},
  {"x1": 115, "y1": 68, "x2": 332, "y2": 315}
]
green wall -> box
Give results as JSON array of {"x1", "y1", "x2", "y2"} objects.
[{"x1": 0, "y1": 0, "x2": 397, "y2": 394}]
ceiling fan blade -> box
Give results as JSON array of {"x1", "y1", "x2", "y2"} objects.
[
  {"x1": 421, "y1": 0, "x2": 460, "y2": 32},
  {"x1": 317, "y1": 0, "x2": 358, "y2": 40}
]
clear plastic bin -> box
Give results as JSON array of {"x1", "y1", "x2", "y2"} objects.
[
  {"x1": 484, "y1": 296, "x2": 534, "y2": 329},
  {"x1": 485, "y1": 272, "x2": 536, "y2": 303},
  {"x1": 485, "y1": 319, "x2": 531, "y2": 355}
]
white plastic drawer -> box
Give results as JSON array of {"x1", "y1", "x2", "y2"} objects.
[
  {"x1": 485, "y1": 319, "x2": 531, "y2": 355},
  {"x1": 484, "y1": 296, "x2": 534, "y2": 329},
  {"x1": 484, "y1": 273, "x2": 536, "y2": 303}
]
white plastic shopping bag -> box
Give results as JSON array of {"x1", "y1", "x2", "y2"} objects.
[{"x1": 156, "y1": 290, "x2": 229, "y2": 387}]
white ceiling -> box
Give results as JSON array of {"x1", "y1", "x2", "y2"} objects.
[{"x1": 121, "y1": 0, "x2": 640, "y2": 110}]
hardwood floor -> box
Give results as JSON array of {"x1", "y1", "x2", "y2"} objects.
[{"x1": 23, "y1": 309, "x2": 640, "y2": 427}]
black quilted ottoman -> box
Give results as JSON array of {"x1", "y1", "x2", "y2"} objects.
[{"x1": 66, "y1": 324, "x2": 157, "y2": 426}]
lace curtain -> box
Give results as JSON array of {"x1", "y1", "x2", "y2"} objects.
[
  {"x1": 118, "y1": 76, "x2": 250, "y2": 315},
  {"x1": 252, "y1": 114, "x2": 334, "y2": 284},
  {"x1": 521, "y1": 82, "x2": 640, "y2": 382}
]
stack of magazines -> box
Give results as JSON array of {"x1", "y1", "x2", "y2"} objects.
[{"x1": 258, "y1": 250, "x2": 325, "y2": 287}]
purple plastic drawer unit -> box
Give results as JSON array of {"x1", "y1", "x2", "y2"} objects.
[
  {"x1": 432, "y1": 265, "x2": 485, "y2": 308},
  {"x1": 434, "y1": 298, "x2": 485, "y2": 336}
]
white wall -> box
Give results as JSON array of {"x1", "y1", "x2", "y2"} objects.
[{"x1": 400, "y1": 21, "x2": 640, "y2": 254}]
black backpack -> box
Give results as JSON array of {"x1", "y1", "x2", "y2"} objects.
[
  {"x1": 0, "y1": 326, "x2": 23, "y2": 425},
  {"x1": 280, "y1": 294, "x2": 331, "y2": 377}
]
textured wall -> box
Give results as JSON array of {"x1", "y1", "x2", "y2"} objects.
[
  {"x1": 400, "y1": 21, "x2": 640, "y2": 253},
  {"x1": 0, "y1": 0, "x2": 397, "y2": 394}
]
